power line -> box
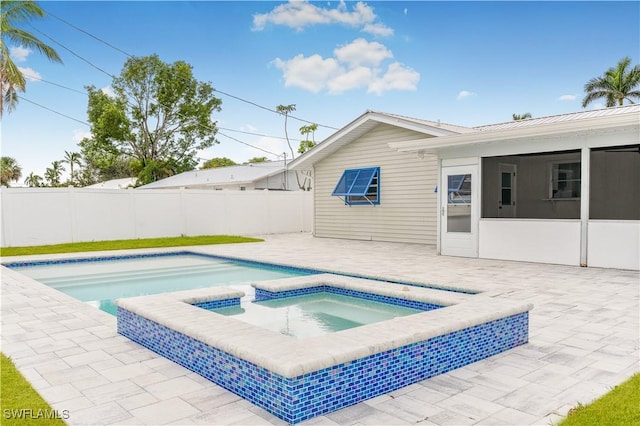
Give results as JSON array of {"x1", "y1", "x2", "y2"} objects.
[
  {"x1": 18, "y1": 96, "x2": 90, "y2": 127},
  {"x1": 27, "y1": 75, "x2": 87, "y2": 95},
  {"x1": 216, "y1": 132, "x2": 280, "y2": 158},
  {"x1": 22, "y1": 25, "x2": 300, "y2": 157},
  {"x1": 26, "y1": 73, "x2": 303, "y2": 142},
  {"x1": 40, "y1": 7, "x2": 340, "y2": 131}
]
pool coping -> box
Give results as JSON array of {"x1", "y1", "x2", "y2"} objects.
[{"x1": 115, "y1": 273, "x2": 532, "y2": 378}]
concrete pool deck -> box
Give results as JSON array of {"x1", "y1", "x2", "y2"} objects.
[{"x1": 1, "y1": 233, "x2": 638, "y2": 425}]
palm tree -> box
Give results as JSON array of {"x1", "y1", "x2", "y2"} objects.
[
  {"x1": 512, "y1": 113, "x2": 532, "y2": 121},
  {"x1": 24, "y1": 171, "x2": 42, "y2": 187},
  {"x1": 582, "y1": 57, "x2": 640, "y2": 108},
  {"x1": 0, "y1": 156, "x2": 22, "y2": 186},
  {"x1": 1, "y1": 0, "x2": 62, "y2": 116},
  {"x1": 44, "y1": 160, "x2": 64, "y2": 187},
  {"x1": 62, "y1": 150, "x2": 82, "y2": 184}
]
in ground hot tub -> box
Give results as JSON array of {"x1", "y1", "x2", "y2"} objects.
[{"x1": 116, "y1": 274, "x2": 532, "y2": 424}]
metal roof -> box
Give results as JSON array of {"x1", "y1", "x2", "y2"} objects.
[
  {"x1": 474, "y1": 104, "x2": 640, "y2": 132},
  {"x1": 138, "y1": 161, "x2": 286, "y2": 189}
]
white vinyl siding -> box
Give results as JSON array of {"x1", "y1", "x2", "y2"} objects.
[{"x1": 314, "y1": 123, "x2": 437, "y2": 244}]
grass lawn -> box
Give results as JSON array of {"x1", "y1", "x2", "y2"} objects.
[
  {"x1": 0, "y1": 235, "x2": 263, "y2": 257},
  {"x1": 557, "y1": 372, "x2": 640, "y2": 426},
  {"x1": 0, "y1": 353, "x2": 66, "y2": 425}
]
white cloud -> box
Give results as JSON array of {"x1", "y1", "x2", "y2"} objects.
[
  {"x1": 274, "y1": 39, "x2": 419, "y2": 95},
  {"x1": 363, "y1": 23, "x2": 393, "y2": 37},
  {"x1": 253, "y1": 0, "x2": 393, "y2": 36},
  {"x1": 10, "y1": 46, "x2": 31, "y2": 62},
  {"x1": 273, "y1": 54, "x2": 341, "y2": 93},
  {"x1": 334, "y1": 38, "x2": 392, "y2": 68},
  {"x1": 558, "y1": 94, "x2": 576, "y2": 101},
  {"x1": 327, "y1": 66, "x2": 372, "y2": 94},
  {"x1": 587, "y1": 102, "x2": 605, "y2": 110},
  {"x1": 101, "y1": 86, "x2": 115, "y2": 97},
  {"x1": 368, "y1": 63, "x2": 420, "y2": 95},
  {"x1": 18, "y1": 67, "x2": 41, "y2": 82},
  {"x1": 457, "y1": 90, "x2": 477, "y2": 100}
]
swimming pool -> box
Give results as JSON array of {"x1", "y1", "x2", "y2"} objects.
[{"x1": 5, "y1": 252, "x2": 314, "y2": 315}]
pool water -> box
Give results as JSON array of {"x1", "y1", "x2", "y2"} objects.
[
  {"x1": 12, "y1": 254, "x2": 311, "y2": 315},
  {"x1": 210, "y1": 292, "x2": 420, "y2": 338}
]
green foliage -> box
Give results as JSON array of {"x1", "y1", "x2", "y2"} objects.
[
  {"x1": 1, "y1": 353, "x2": 66, "y2": 426},
  {"x1": 298, "y1": 123, "x2": 317, "y2": 154},
  {"x1": 558, "y1": 373, "x2": 640, "y2": 426},
  {"x1": 0, "y1": 156, "x2": 22, "y2": 186},
  {"x1": 202, "y1": 157, "x2": 237, "y2": 169},
  {"x1": 246, "y1": 156, "x2": 268, "y2": 164},
  {"x1": 44, "y1": 160, "x2": 64, "y2": 187},
  {"x1": 512, "y1": 112, "x2": 532, "y2": 121},
  {"x1": 0, "y1": 235, "x2": 263, "y2": 256},
  {"x1": 1, "y1": 0, "x2": 62, "y2": 116},
  {"x1": 23, "y1": 172, "x2": 42, "y2": 187},
  {"x1": 81, "y1": 54, "x2": 222, "y2": 184},
  {"x1": 583, "y1": 57, "x2": 640, "y2": 108},
  {"x1": 298, "y1": 140, "x2": 315, "y2": 154}
]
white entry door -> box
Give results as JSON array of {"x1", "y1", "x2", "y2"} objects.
[
  {"x1": 441, "y1": 165, "x2": 478, "y2": 257},
  {"x1": 498, "y1": 163, "x2": 517, "y2": 218}
]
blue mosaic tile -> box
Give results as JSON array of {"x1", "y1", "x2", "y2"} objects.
[
  {"x1": 117, "y1": 306, "x2": 529, "y2": 424},
  {"x1": 192, "y1": 298, "x2": 240, "y2": 310},
  {"x1": 254, "y1": 285, "x2": 442, "y2": 312}
]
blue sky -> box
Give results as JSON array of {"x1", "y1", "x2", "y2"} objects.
[{"x1": 3, "y1": 1, "x2": 639, "y2": 181}]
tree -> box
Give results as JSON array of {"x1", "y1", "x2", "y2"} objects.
[
  {"x1": 512, "y1": 113, "x2": 532, "y2": 121},
  {"x1": 62, "y1": 150, "x2": 82, "y2": 184},
  {"x1": 0, "y1": 0, "x2": 62, "y2": 116},
  {"x1": 24, "y1": 172, "x2": 42, "y2": 187},
  {"x1": 582, "y1": 57, "x2": 640, "y2": 108},
  {"x1": 0, "y1": 156, "x2": 22, "y2": 186},
  {"x1": 298, "y1": 124, "x2": 317, "y2": 154},
  {"x1": 276, "y1": 104, "x2": 297, "y2": 161},
  {"x1": 246, "y1": 156, "x2": 268, "y2": 164},
  {"x1": 44, "y1": 160, "x2": 64, "y2": 187},
  {"x1": 201, "y1": 157, "x2": 237, "y2": 169},
  {"x1": 81, "y1": 54, "x2": 222, "y2": 184}
]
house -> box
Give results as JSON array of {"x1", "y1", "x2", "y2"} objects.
[
  {"x1": 289, "y1": 105, "x2": 640, "y2": 270},
  {"x1": 138, "y1": 160, "x2": 300, "y2": 191},
  {"x1": 287, "y1": 111, "x2": 472, "y2": 245}
]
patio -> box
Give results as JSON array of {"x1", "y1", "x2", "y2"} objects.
[{"x1": 1, "y1": 233, "x2": 638, "y2": 425}]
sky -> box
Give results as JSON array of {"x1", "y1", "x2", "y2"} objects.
[{"x1": 2, "y1": 0, "x2": 639, "y2": 182}]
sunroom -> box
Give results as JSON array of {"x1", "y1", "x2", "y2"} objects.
[{"x1": 390, "y1": 105, "x2": 640, "y2": 270}]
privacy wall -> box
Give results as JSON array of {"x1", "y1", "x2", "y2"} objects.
[{"x1": 0, "y1": 188, "x2": 313, "y2": 247}]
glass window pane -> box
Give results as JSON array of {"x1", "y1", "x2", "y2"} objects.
[
  {"x1": 501, "y1": 189, "x2": 511, "y2": 205},
  {"x1": 448, "y1": 174, "x2": 471, "y2": 232},
  {"x1": 501, "y1": 172, "x2": 511, "y2": 188}
]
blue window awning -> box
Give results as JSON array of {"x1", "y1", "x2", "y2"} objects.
[{"x1": 332, "y1": 167, "x2": 378, "y2": 197}]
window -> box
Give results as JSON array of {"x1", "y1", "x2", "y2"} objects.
[
  {"x1": 332, "y1": 167, "x2": 380, "y2": 206},
  {"x1": 550, "y1": 162, "x2": 581, "y2": 199}
]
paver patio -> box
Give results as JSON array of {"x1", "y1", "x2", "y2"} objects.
[{"x1": 1, "y1": 233, "x2": 638, "y2": 425}]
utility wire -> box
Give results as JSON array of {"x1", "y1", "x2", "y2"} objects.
[
  {"x1": 26, "y1": 73, "x2": 302, "y2": 142},
  {"x1": 40, "y1": 7, "x2": 339, "y2": 131},
  {"x1": 18, "y1": 96, "x2": 91, "y2": 127},
  {"x1": 27, "y1": 75, "x2": 87, "y2": 95},
  {"x1": 23, "y1": 29, "x2": 287, "y2": 156}
]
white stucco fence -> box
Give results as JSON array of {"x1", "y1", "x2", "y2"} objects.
[{"x1": 0, "y1": 187, "x2": 313, "y2": 247}]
